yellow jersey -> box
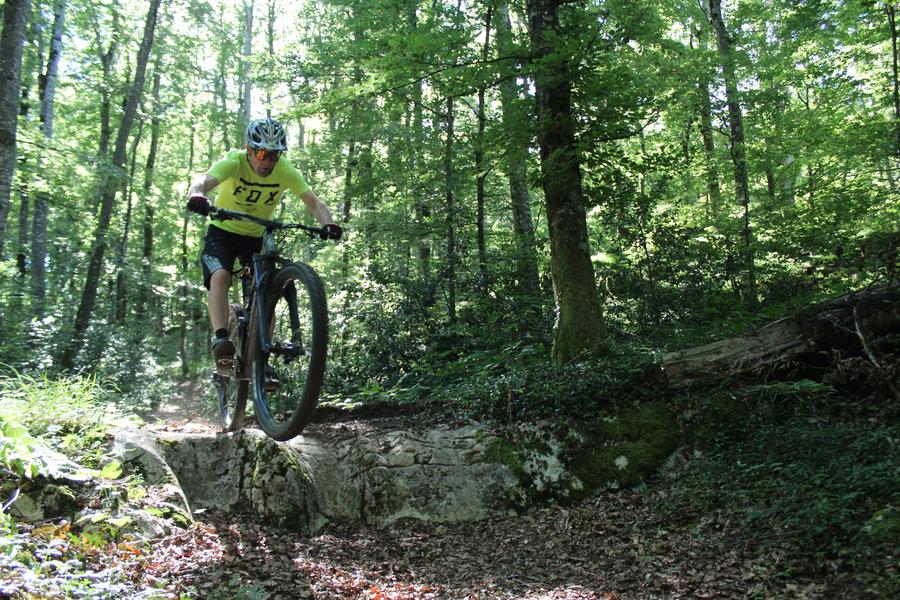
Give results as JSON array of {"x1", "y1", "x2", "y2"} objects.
[{"x1": 206, "y1": 149, "x2": 311, "y2": 237}]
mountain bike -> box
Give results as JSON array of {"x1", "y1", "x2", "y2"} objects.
[{"x1": 207, "y1": 207, "x2": 328, "y2": 441}]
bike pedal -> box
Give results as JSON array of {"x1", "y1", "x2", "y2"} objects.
[{"x1": 264, "y1": 369, "x2": 281, "y2": 393}]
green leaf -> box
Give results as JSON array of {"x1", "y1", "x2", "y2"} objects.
[{"x1": 100, "y1": 461, "x2": 123, "y2": 480}]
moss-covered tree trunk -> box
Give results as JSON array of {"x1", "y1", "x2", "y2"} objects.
[{"x1": 527, "y1": 0, "x2": 606, "y2": 366}]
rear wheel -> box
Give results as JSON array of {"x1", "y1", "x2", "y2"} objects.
[
  {"x1": 216, "y1": 304, "x2": 248, "y2": 431},
  {"x1": 252, "y1": 263, "x2": 327, "y2": 441}
]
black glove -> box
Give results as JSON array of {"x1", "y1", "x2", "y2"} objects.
[
  {"x1": 187, "y1": 194, "x2": 211, "y2": 216},
  {"x1": 320, "y1": 223, "x2": 343, "y2": 240}
]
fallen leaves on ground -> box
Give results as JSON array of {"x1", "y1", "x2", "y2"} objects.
[{"x1": 134, "y1": 490, "x2": 864, "y2": 599}]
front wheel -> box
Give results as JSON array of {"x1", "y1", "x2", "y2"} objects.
[{"x1": 251, "y1": 263, "x2": 327, "y2": 441}]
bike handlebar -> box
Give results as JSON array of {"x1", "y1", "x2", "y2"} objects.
[{"x1": 209, "y1": 207, "x2": 328, "y2": 237}]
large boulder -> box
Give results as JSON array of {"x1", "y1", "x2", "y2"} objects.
[
  {"x1": 115, "y1": 408, "x2": 678, "y2": 535},
  {"x1": 147, "y1": 425, "x2": 522, "y2": 533}
]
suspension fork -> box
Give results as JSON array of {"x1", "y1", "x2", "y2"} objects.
[{"x1": 252, "y1": 255, "x2": 275, "y2": 355}]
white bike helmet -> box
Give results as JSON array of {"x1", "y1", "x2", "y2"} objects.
[{"x1": 246, "y1": 118, "x2": 287, "y2": 151}]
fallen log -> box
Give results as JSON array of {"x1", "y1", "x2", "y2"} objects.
[{"x1": 661, "y1": 283, "x2": 900, "y2": 389}]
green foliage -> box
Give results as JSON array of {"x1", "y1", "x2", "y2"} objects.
[
  {"x1": 331, "y1": 338, "x2": 664, "y2": 424},
  {"x1": 0, "y1": 371, "x2": 138, "y2": 470},
  {"x1": 659, "y1": 389, "x2": 899, "y2": 592}
]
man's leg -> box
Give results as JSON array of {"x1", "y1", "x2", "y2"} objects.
[
  {"x1": 208, "y1": 268, "x2": 231, "y2": 333},
  {"x1": 208, "y1": 268, "x2": 235, "y2": 367}
]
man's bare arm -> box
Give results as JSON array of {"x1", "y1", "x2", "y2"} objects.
[
  {"x1": 300, "y1": 189, "x2": 336, "y2": 225},
  {"x1": 188, "y1": 174, "x2": 220, "y2": 197}
]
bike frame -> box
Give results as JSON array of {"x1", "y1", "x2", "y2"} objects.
[{"x1": 213, "y1": 208, "x2": 325, "y2": 381}]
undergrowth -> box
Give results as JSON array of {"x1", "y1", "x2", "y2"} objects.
[
  {"x1": 0, "y1": 371, "x2": 171, "y2": 599},
  {"x1": 325, "y1": 341, "x2": 665, "y2": 423},
  {"x1": 658, "y1": 382, "x2": 899, "y2": 596}
]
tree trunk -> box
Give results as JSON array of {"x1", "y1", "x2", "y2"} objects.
[
  {"x1": 661, "y1": 284, "x2": 900, "y2": 394},
  {"x1": 239, "y1": 0, "x2": 254, "y2": 135},
  {"x1": 40, "y1": 0, "x2": 65, "y2": 137},
  {"x1": 88, "y1": 5, "x2": 119, "y2": 212},
  {"x1": 115, "y1": 118, "x2": 145, "y2": 323},
  {"x1": 527, "y1": 0, "x2": 607, "y2": 366},
  {"x1": 31, "y1": 0, "x2": 66, "y2": 318},
  {"x1": 696, "y1": 60, "x2": 722, "y2": 222},
  {"x1": 179, "y1": 128, "x2": 195, "y2": 377},
  {"x1": 888, "y1": 4, "x2": 900, "y2": 156},
  {"x1": 475, "y1": 6, "x2": 493, "y2": 288},
  {"x1": 136, "y1": 69, "x2": 161, "y2": 333},
  {"x1": 0, "y1": 0, "x2": 32, "y2": 256},
  {"x1": 215, "y1": 4, "x2": 231, "y2": 149},
  {"x1": 409, "y1": 5, "x2": 431, "y2": 282},
  {"x1": 341, "y1": 140, "x2": 357, "y2": 280},
  {"x1": 708, "y1": 0, "x2": 757, "y2": 308},
  {"x1": 16, "y1": 179, "x2": 28, "y2": 277},
  {"x1": 265, "y1": 0, "x2": 275, "y2": 114},
  {"x1": 60, "y1": 0, "x2": 162, "y2": 371},
  {"x1": 496, "y1": 2, "x2": 539, "y2": 297},
  {"x1": 444, "y1": 96, "x2": 457, "y2": 324}
]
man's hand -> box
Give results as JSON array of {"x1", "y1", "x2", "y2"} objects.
[
  {"x1": 187, "y1": 194, "x2": 212, "y2": 216},
  {"x1": 320, "y1": 223, "x2": 343, "y2": 240}
]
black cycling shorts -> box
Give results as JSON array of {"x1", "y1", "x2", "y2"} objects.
[{"x1": 200, "y1": 225, "x2": 262, "y2": 289}]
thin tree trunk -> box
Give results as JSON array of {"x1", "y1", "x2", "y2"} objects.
[
  {"x1": 888, "y1": 4, "x2": 900, "y2": 156},
  {"x1": 445, "y1": 96, "x2": 457, "y2": 324},
  {"x1": 496, "y1": 2, "x2": 539, "y2": 296},
  {"x1": 136, "y1": 70, "x2": 161, "y2": 330},
  {"x1": 265, "y1": 0, "x2": 275, "y2": 115},
  {"x1": 115, "y1": 118, "x2": 145, "y2": 322},
  {"x1": 215, "y1": 4, "x2": 231, "y2": 149},
  {"x1": 475, "y1": 6, "x2": 493, "y2": 288},
  {"x1": 527, "y1": 0, "x2": 607, "y2": 366},
  {"x1": 31, "y1": 0, "x2": 66, "y2": 318},
  {"x1": 708, "y1": 0, "x2": 757, "y2": 308},
  {"x1": 239, "y1": 0, "x2": 254, "y2": 134},
  {"x1": 409, "y1": 6, "x2": 430, "y2": 282},
  {"x1": 341, "y1": 140, "x2": 356, "y2": 280},
  {"x1": 0, "y1": 0, "x2": 32, "y2": 256},
  {"x1": 89, "y1": 4, "x2": 119, "y2": 212},
  {"x1": 60, "y1": 0, "x2": 162, "y2": 371},
  {"x1": 17, "y1": 179, "x2": 28, "y2": 277},
  {"x1": 15, "y1": 3, "x2": 39, "y2": 275},
  {"x1": 693, "y1": 25, "x2": 722, "y2": 225},
  {"x1": 40, "y1": 0, "x2": 65, "y2": 136},
  {"x1": 179, "y1": 127, "x2": 195, "y2": 376}
]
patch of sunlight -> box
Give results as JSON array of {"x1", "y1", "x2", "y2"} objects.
[{"x1": 591, "y1": 252, "x2": 618, "y2": 265}]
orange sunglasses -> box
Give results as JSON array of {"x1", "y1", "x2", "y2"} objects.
[{"x1": 251, "y1": 148, "x2": 282, "y2": 161}]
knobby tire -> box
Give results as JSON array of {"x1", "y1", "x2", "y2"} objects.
[{"x1": 252, "y1": 262, "x2": 327, "y2": 441}]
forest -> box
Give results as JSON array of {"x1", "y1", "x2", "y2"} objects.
[{"x1": 0, "y1": 0, "x2": 897, "y2": 597}]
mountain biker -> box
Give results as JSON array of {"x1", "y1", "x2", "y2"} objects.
[{"x1": 186, "y1": 117, "x2": 342, "y2": 373}]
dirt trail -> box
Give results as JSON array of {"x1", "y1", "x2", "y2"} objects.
[{"x1": 146, "y1": 377, "x2": 218, "y2": 434}]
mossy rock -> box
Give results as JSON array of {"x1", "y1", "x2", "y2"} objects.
[
  {"x1": 569, "y1": 401, "x2": 678, "y2": 497},
  {"x1": 483, "y1": 438, "x2": 526, "y2": 480}
]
